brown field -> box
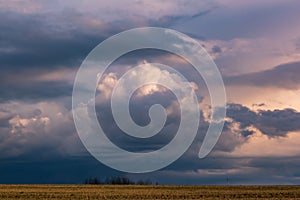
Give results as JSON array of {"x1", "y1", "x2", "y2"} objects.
[{"x1": 0, "y1": 185, "x2": 300, "y2": 199}]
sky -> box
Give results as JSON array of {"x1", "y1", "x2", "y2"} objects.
[{"x1": 1, "y1": 0, "x2": 300, "y2": 184}]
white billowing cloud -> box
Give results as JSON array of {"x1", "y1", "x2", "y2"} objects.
[
  {"x1": 9, "y1": 115, "x2": 50, "y2": 134},
  {"x1": 135, "y1": 84, "x2": 168, "y2": 98},
  {"x1": 112, "y1": 62, "x2": 196, "y2": 96},
  {"x1": 96, "y1": 72, "x2": 118, "y2": 103},
  {"x1": 96, "y1": 62, "x2": 199, "y2": 104},
  {"x1": 165, "y1": 101, "x2": 180, "y2": 118},
  {"x1": 95, "y1": 62, "x2": 201, "y2": 141}
]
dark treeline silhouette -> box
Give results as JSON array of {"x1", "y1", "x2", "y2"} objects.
[{"x1": 84, "y1": 176, "x2": 156, "y2": 185}]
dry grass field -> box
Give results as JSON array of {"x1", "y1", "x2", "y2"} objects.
[{"x1": 0, "y1": 185, "x2": 300, "y2": 199}]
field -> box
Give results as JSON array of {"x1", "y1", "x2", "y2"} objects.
[{"x1": 0, "y1": 185, "x2": 300, "y2": 199}]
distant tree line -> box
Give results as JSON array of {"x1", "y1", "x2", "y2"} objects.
[{"x1": 84, "y1": 176, "x2": 157, "y2": 185}]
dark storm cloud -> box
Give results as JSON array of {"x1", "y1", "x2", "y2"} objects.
[
  {"x1": 257, "y1": 109, "x2": 300, "y2": 137},
  {"x1": 1, "y1": 95, "x2": 299, "y2": 184},
  {"x1": 94, "y1": 97, "x2": 300, "y2": 172},
  {"x1": 0, "y1": 81, "x2": 73, "y2": 102},
  {"x1": 227, "y1": 104, "x2": 300, "y2": 137},
  {"x1": 226, "y1": 61, "x2": 300, "y2": 89},
  {"x1": 1, "y1": 1, "x2": 300, "y2": 185},
  {"x1": 0, "y1": 157, "x2": 122, "y2": 184},
  {"x1": 96, "y1": 90, "x2": 181, "y2": 152},
  {"x1": 0, "y1": 10, "x2": 114, "y2": 70},
  {"x1": 0, "y1": 7, "x2": 210, "y2": 71},
  {"x1": 227, "y1": 104, "x2": 257, "y2": 129},
  {"x1": 145, "y1": 156, "x2": 300, "y2": 185},
  {"x1": 1, "y1": 95, "x2": 300, "y2": 184},
  {"x1": 163, "y1": 102, "x2": 300, "y2": 169},
  {"x1": 0, "y1": 3, "x2": 214, "y2": 173},
  {"x1": 0, "y1": 8, "x2": 209, "y2": 101},
  {"x1": 0, "y1": 9, "x2": 135, "y2": 101}
]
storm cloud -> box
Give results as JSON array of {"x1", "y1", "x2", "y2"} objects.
[
  {"x1": 1, "y1": 0, "x2": 300, "y2": 184},
  {"x1": 227, "y1": 103, "x2": 300, "y2": 137}
]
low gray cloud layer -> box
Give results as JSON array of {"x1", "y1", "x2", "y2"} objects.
[
  {"x1": 226, "y1": 62, "x2": 300, "y2": 89},
  {"x1": 227, "y1": 104, "x2": 300, "y2": 137}
]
